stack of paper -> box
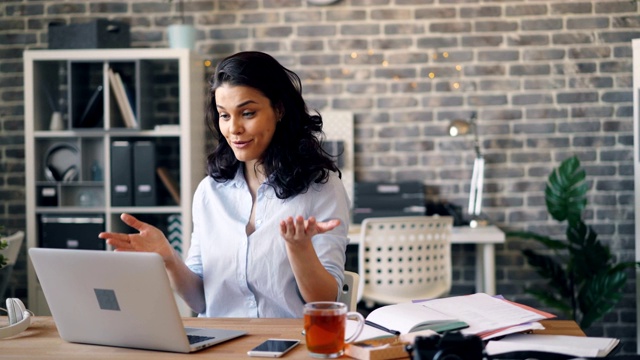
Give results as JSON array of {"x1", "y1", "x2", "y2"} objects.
[
  {"x1": 485, "y1": 334, "x2": 620, "y2": 358},
  {"x1": 349, "y1": 293, "x2": 554, "y2": 341},
  {"x1": 414, "y1": 293, "x2": 555, "y2": 339},
  {"x1": 346, "y1": 292, "x2": 557, "y2": 360}
]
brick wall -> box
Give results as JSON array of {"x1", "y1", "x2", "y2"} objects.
[{"x1": 2, "y1": 0, "x2": 639, "y2": 353}]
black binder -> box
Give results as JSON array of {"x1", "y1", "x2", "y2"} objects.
[
  {"x1": 110, "y1": 141, "x2": 132, "y2": 206},
  {"x1": 132, "y1": 141, "x2": 157, "y2": 206}
]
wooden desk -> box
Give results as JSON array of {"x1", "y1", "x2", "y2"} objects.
[
  {"x1": 535, "y1": 319, "x2": 585, "y2": 337},
  {"x1": 1, "y1": 317, "x2": 583, "y2": 359},
  {"x1": 348, "y1": 225, "x2": 506, "y2": 295}
]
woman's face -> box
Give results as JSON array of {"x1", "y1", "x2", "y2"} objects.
[{"x1": 216, "y1": 84, "x2": 279, "y2": 165}]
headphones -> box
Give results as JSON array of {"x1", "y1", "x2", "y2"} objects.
[
  {"x1": 44, "y1": 142, "x2": 79, "y2": 182},
  {"x1": 0, "y1": 298, "x2": 32, "y2": 339}
]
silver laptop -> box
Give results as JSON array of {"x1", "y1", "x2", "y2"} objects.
[{"x1": 29, "y1": 248, "x2": 246, "y2": 353}]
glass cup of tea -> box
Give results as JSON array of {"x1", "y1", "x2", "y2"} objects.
[{"x1": 303, "y1": 301, "x2": 365, "y2": 358}]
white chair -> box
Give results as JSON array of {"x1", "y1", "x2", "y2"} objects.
[
  {"x1": 357, "y1": 216, "x2": 453, "y2": 306},
  {"x1": 0, "y1": 231, "x2": 25, "y2": 299},
  {"x1": 338, "y1": 271, "x2": 360, "y2": 312}
]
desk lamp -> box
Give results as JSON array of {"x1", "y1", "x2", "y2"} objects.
[{"x1": 448, "y1": 114, "x2": 486, "y2": 228}]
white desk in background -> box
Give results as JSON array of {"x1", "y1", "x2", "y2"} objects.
[{"x1": 347, "y1": 225, "x2": 506, "y2": 295}]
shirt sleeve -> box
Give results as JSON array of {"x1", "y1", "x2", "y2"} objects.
[
  {"x1": 308, "y1": 172, "x2": 351, "y2": 298},
  {"x1": 185, "y1": 180, "x2": 205, "y2": 279}
]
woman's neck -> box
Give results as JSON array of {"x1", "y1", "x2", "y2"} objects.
[
  {"x1": 244, "y1": 161, "x2": 266, "y2": 190},
  {"x1": 244, "y1": 160, "x2": 266, "y2": 237}
]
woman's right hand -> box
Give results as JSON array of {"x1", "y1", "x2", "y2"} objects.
[{"x1": 98, "y1": 213, "x2": 176, "y2": 264}]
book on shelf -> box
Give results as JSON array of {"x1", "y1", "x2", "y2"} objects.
[
  {"x1": 485, "y1": 334, "x2": 620, "y2": 358},
  {"x1": 108, "y1": 68, "x2": 138, "y2": 129}
]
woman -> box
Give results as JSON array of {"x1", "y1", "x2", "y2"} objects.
[{"x1": 99, "y1": 51, "x2": 350, "y2": 318}]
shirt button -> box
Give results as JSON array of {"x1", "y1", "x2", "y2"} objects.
[
  {"x1": 256, "y1": 219, "x2": 262, "y2": 226},
  {"x1": 239, "y1": 274, "x2": 245, "y2": 280}
]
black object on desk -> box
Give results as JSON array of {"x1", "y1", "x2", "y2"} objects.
[{"x1": 352, "y1": 181, "x2": 426, "y2": 224}]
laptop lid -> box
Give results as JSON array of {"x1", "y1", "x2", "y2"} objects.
[{"x1": 29, "y1": 248, "x2": 246, "y2": 353}]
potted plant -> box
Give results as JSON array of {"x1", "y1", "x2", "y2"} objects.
[
  {"x1": 507, "y1": 155, "x2": 640, "y2": 329},
  {"x1": 167, "y1": 0, "x2": 196, "y2": 50}
]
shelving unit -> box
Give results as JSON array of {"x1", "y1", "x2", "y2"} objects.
[{"x1": 24, "y1": 49, "x2": 206, "y2": 316}]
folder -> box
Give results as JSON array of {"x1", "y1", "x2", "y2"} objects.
[
  {"x1": 110, "y1": 141, "x2": 132, "y2": 206},
  {"x1": 133, "y1": 141, "x2": 157, "y2": 206}
]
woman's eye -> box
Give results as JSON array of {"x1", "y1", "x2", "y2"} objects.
[
  {"x1": 243, "y1": 111, "x2": 255, "y2": 118},
  {"x1": 219, "y1": 113, "x2": 230, "y2": 120}
]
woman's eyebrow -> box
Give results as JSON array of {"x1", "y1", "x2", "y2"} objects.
[
  {"x1": 217, "y1": 100, "x2": 258, "y2": 110},
  {"x1": 236, "y1": 100, "x2": 258, "y2": 108}
]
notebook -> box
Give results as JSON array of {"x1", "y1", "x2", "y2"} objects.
[{"x1": 29, "y1": 248, "x2": 246, "y2": 353}]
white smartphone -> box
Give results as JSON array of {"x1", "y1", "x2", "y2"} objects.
[{"x1": 247, "y1": 338, "x2": 301, "y2": 358}]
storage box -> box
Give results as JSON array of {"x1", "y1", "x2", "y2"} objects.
[
  {"x1": 39, "y1": 214, "x2": 105, "y2": 250},
  {"x1": 37, "y1": 185, "x2": 58, "y2": 207},
  {"x1": 48, "y1": 19, "x2": 130, "y2": 49}
]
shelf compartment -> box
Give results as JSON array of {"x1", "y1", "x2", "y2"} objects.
[
  {"x1": 33, "y1": 60, "x2": 67, "y2": 132},
  {"x1": 37, "y1": 137, "x2": 104, "y2": 183},
  {"x1": 70, "y1": 61, "x2": 104, "y2": 129},
  {"x1": 109, "y1": 136, "x2": 181, "y2": 207}
]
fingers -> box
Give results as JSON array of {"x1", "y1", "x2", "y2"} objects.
[
  {"x1": 295, "y1": 215, "x2": 308, "y2": 235},
  {"x1": 280, "y1": 216, "x2": 300, "y2": 237},
  {"x1": 98, "y1": 213, "x2": 145, "y2": 250},
  {"x1": 280, "y1": 216, "x2": 304, "y2": 239},
  {"x1": 98, "y1": 231, "x2": 131, "y2": 250},
  {"x1": 120, "y1": 213, "x2": 147, "y2": 232},
  {"x1": 315, "y1": 219, "x2": 340, "y2": 233},
  {"x1": 280, "y1": 216, "x2": 340, "y2": 239}
]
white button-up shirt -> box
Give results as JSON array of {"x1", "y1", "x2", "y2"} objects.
[{"x1": 185, "y1": 168, "x2": 350, "y2": 318}]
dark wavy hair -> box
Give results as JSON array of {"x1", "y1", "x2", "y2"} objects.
[{"x1": 205, "y1": 51, "x2": 340, "y2": 199}]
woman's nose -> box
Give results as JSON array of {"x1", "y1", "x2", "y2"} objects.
[{"x1": 229, "y1": 117, "x2": 243, "y2": 134}]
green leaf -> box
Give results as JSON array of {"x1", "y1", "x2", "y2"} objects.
[
  {"x1": 566, "y1": 221, "x2": 612, "y2": 281},
  {"x1": 522, "y1": 249, "x2": 572, "y2": 298},
  {"x1": 578, "y1": 270, "x2": 627, "y2": 329},
  {"x1": 545, "y1": 156, "x2": 587, "y2": 222}
]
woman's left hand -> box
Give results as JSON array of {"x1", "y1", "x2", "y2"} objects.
[{"x1": 279, "y1": 215, "x2": 340, "y2": 246}]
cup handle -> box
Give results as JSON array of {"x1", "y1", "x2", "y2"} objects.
[{"x1": 345, "y1": 311, "x2": 365, "y2": 344}]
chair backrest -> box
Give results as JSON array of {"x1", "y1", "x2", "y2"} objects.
[
  {"x1": 338, "y1": 271, "x2": 360, "y2": 311},
  {"x1": 0, "y1": 231, "x2": 24, "y2": 267},
  {"x1": 0, "y1": 231, "x2": 25, "y2": 298},
  {"x1": 357, "y1": 216, "x2": 453, "y2": 305}
]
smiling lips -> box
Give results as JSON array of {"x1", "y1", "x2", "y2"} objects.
[{"x1": 231, "y1": 139, "x2": 252, "y2": 149}]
